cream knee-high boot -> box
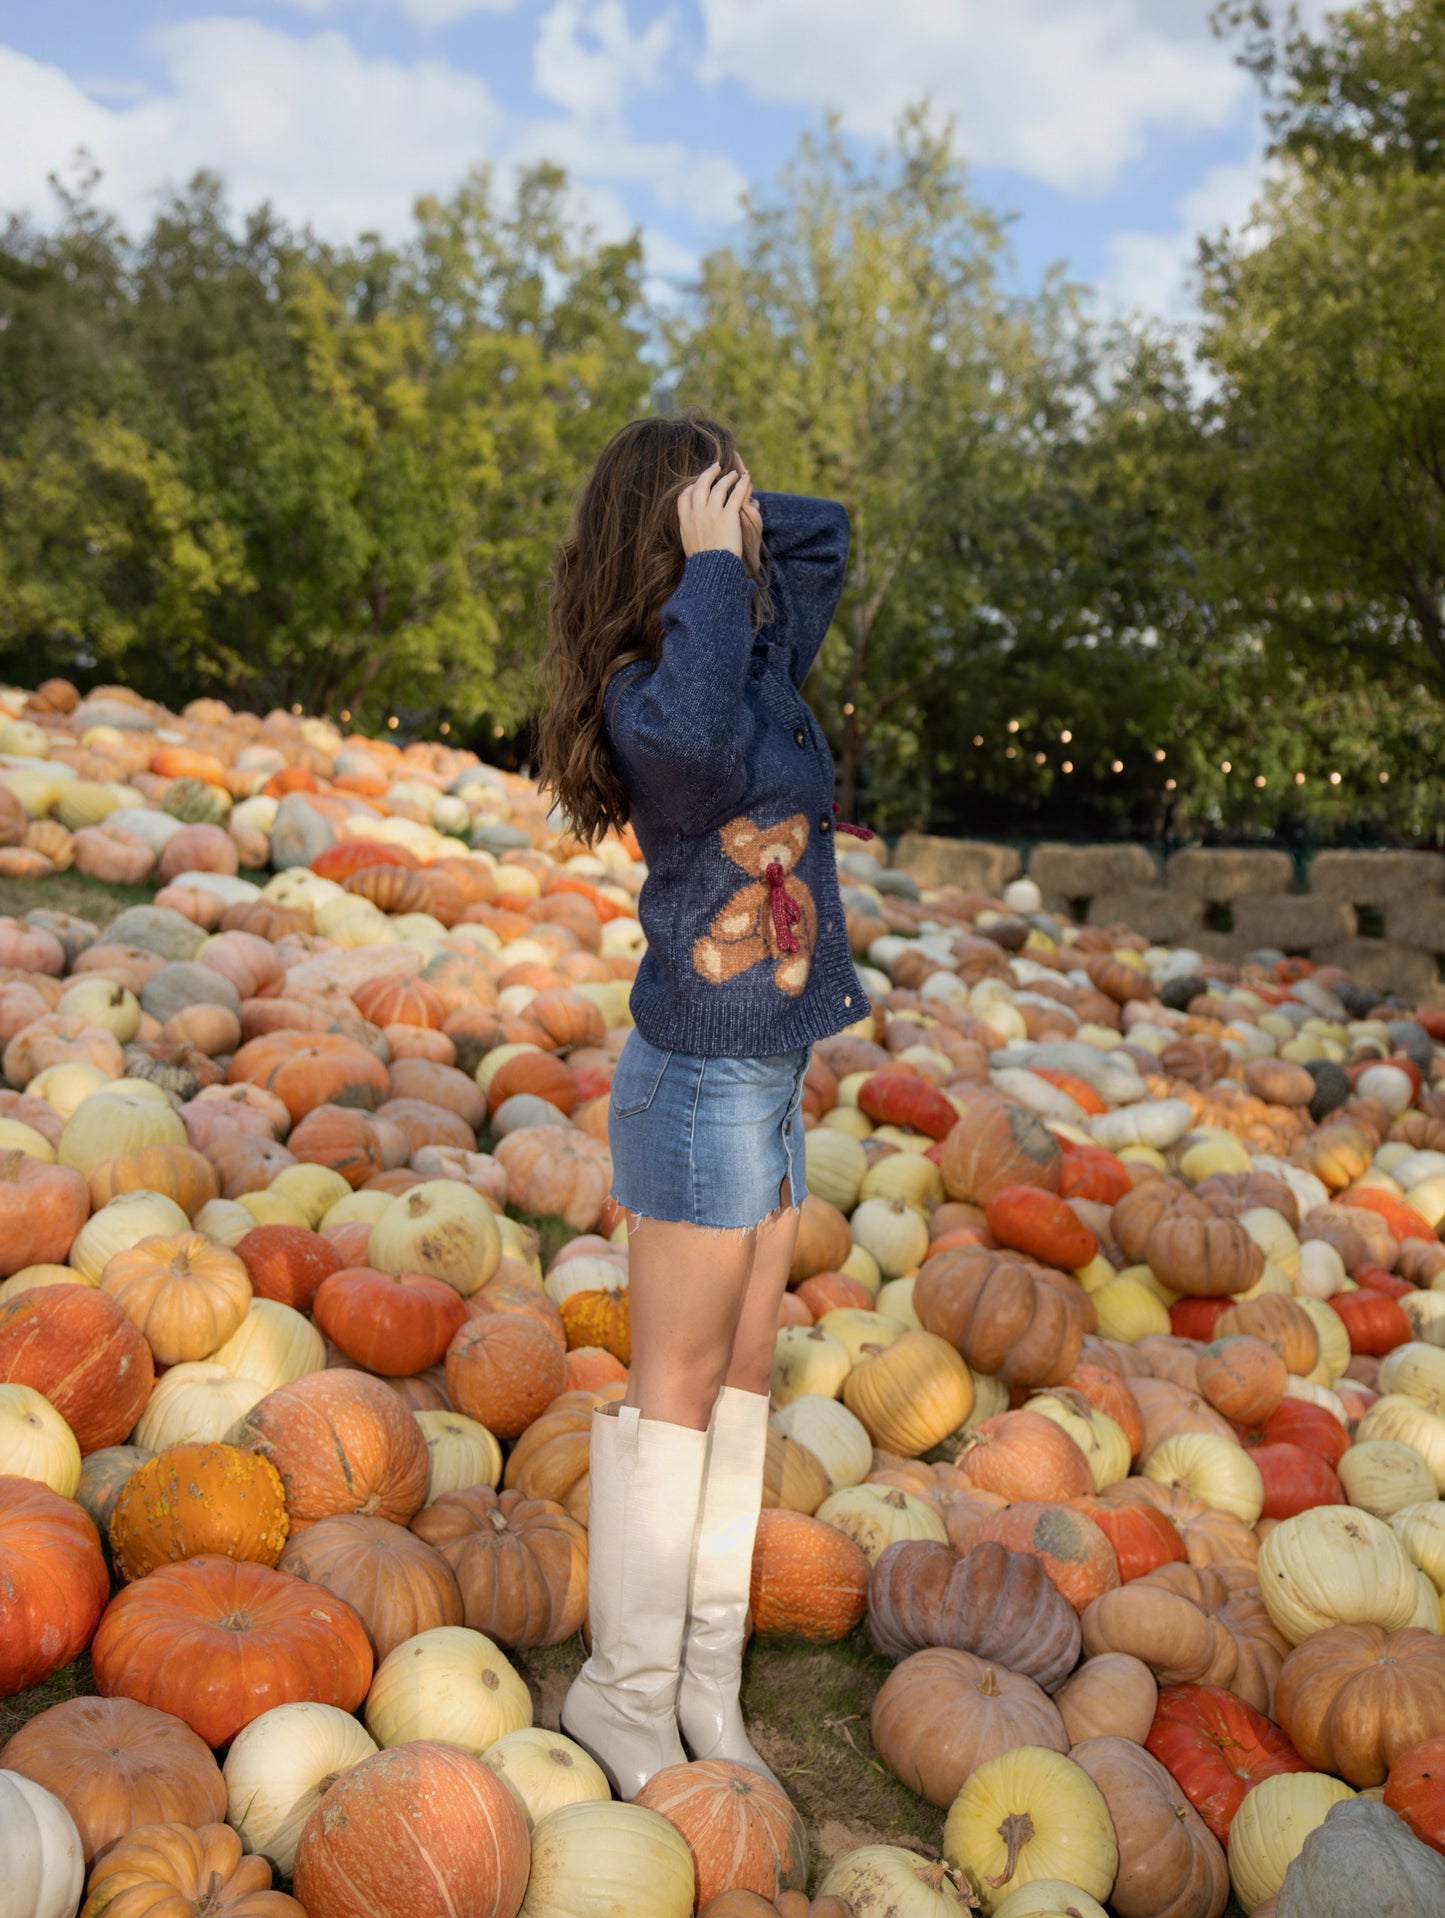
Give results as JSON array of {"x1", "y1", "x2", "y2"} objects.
[
  {"x1": 560, "y1": 1402, "x2": 708, "y2": 1801},
  {"x1": 676, "y1": 1384, "x2": 780, "y2": 1788}
]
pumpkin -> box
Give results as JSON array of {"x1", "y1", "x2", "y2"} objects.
[
  {"x1": 493, "y1": 1126, "x2": 613, "y2": 1232},
  {"x1": 841, "y1": 1329, "x2": 973, "y2": 1456},
  {"x1": 870, "y1": 1647, "x2": 1068, "y2": 1809},
  {"x1": 1274, "y1": 1795, "x2": 1445, "y2": 1918},
  {"x1": 816, "y1": 1847, "x2": 974, "y2": 1916},
  {"x1": 0, "y1": 1284, "x2": 155, "y2": 1453},
  {"x1": 209, "y1": 1299, "x2": 325, "y2": 1397},
  {"x1": 108, "y1": 1442, "x2": 289, "y2": 1583},
  {"x1": 1112, "y1": 1186, "x2": 1264, "y2": 1298},
  {"x1": 472, "y1": 1731, "x2": 609, "y2": 1842},
  {"x1": 368, "y1": 1181, "x2": 501, "y2": 1299},
  {"x1": 501, "y1": 1385, "x2": 626, "y2": 1523},
  {"x1": 311, "y1": 1266, "x2": 466, "y2": 1378},
  {"x1": 78, "y1": 1820, "x2": 303, "y2": 1917},
  {"x1": 1068, "y1": 1735, "x2": 1229, "y2": 1918},
  {"x1": 234, "y1": 1225, "x2": 342, "y2": 1315},
  {"x1": 1143, "y1": 1433, "x2": 1265, "y2": 1525},
  {"x1": 633, "y1": 1759, "x2": 808, "y2": 1908},
  {"x1": 1236, "y1": 1396, "x2": 1349, "y2": 1469},
  {"x1": 1383, "y1": 1732, "x2": 1445, "y2": 1855},
  {"x1": 0, "y1": 1693, "x2": 226, "y2": 1866},
  {"x1": 1357, "y1": 1396, "x2": 1445, "y2": 1491},
  {"x1": 857, "y1": 1070, "x2": 958, "y2": 1141},
  {"x1": 223, "y1": 1701, "x2": 379, "y2": 1879},
  {"x1": 814, "y1": 1484, "x2": 948, "y2": 1563},
  {"x1": 415, "y1": 1409, "x2": 502, "y2": 1503},
  {"x1": 445, "y1": 1314, "x2": 567, "y2": 1440},
  {"x1": 517, "y1": 1800, "x2": 695, "y2": 1918},
  {"x1": 1058, "y1": 1359, "x2": 1146, "y2": 1458},
  {"x1": 1196, "y1": 1338, "x2": 1288, "y2": 1425},
  {"x1": 943, "y1": 1745, "x2": 1118, "y2": 1913},
  {"x1": 1248, "y1": 1442, "x2": 1345, "y2": 1521},
  {"x1": 789, "y1": 1196, "x2": 854, "y2": 1281},
  {"x1": 972, "y1": 1501, "x2": 1121, "y2": 1613},
  {"x1": 1256, "y1": 1506, "x2": 1420, "y2": 1643},
  {"x1": 914, "y1": 1249, "x2": 1082, "y2": 1389},
  {"x1": 954, "y1": 1411, "x2": 1094, "y2": 1504},
  {"x1": 1333, "y1": 1288, "x2": 1412, "y2": 1357},
  {"x1": 1025, "y1": 1391, "x2": 1131, "y2": 1493},
  {"x1": 89, "y1": 1143, "x2": 220, "y2": 1219},
  {"x1": 1053, "y1": 1653, "x2": 1158, "y2": 1746},
  {"x1": 0, "y1": 1382, "x2": 81, "y2": 1496},
  {"x1": 747, "y1": 1509, "x2": 870, "y2": 1641},
  {"x1": 0, "y1": 1772, "x2": 84, "y2": 1918},
  {"x1": 1081, "y1": 1561, "x2": 1288, "y2": 1715},
  {"x1": 410, "y1": 1484, "x2": 588, "y2": 1650},
  {"x1": 939, "y1": 1100, "x2": 1063, "y2": 1206},
  {"x1": 1274, "y1": 1624, "x2": 1445, "y2": 1788},
  {"x1": 1107, "y1": 1477, "x2": 1260, "y2": 1570},
  {"x1": 134, "y1": 1362, "x2": 267, "y2": 1452},
  {"x1": 0, "y1": 1152, "x2": 90, "y2": 1275},
  {"x1": 0, "y1": 1476, "x2": 109, "y2": 1698},
  {"x1": 1226, "y1": 1772, "x2": 1356, "y2": 1914},
  {"x1": 238, "y1": 1369, "x2": 427, "y2": 1530},
  {"x1": 99, "y1": 1232, "x2": 251, "y2": 1366},
  {"x1": 1145, "y1": 1683, "x2": 1311, "y2": 1845},
  {"x1": 985, "y1": 1187, "x2": 1097, "y2": 1270},
  {"x1": 291, "y1": 1741, "x2": 530, "y2": 1918},
  {"x1": 362, "y1": 1624, "x2": 531, "y2": 1753},
  {"x1": 276, "y1": 1512, "x2": 464, "y2": 1660},
  {"x1": 227, "y1": 1032, "x2": 389, "y2": 1123},
  {"x1": 559, "y1": 1285, "x2": 631, "y2": 1363},
  {"x1": 77, "y1": 1444, "x2": 151, "y2": 1539},
  {"x1": 849, "y1": 1196, "x2": 931, "y2": 1279},
  {"x1": 1070, "y1": 1493, "x2": 1187, "y2": 1582},
  {"x1": 1214, "y1": 1297, "x2": 1320, "y2": 1379},
  {"x1": 867, "y1": 1540, "x2": 1082, "y2": 1691}
]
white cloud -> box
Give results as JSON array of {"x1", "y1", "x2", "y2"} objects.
[
  {"x1": 697, "y1": 0, "x2": 1250, "y2": 194},
  {"x1": 533, "y1": 0, "x2": 674, "y2": 118},
  {"x1": 1099, "y1": 153, "x2": 1269, "y2": 323}
]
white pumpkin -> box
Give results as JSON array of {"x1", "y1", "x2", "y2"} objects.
[
  {"x1": 364, "y1": 1626, "x2": 530, "y2": 1753},
  {"x1": 209, "y1": 1300, "x2": 324, "y2": 1395},
  {"x1": 1227, "y1": 1772, "x2": 1355, "y2": 1913},
  {"x1": 368, "y1": 1181, "x2": 501, "y2": 1297},
  {"x1": 850, "y1": 1196, "x2": 931, "y2": 1278},
  {"x1": 815, "y1": 1483, "x2": 949, "y2": 1563},
  {"x1": 519, "y1": 1801, "x2": 694, "y2": 1918},
  {"x1": 1296, "y1": 1238, "x2": 1350, "y2": 1300},
  {"x1": 1256, "y1": 1506, "x2": 1419, "y2": 1643},
  {"x1": 132, "y1": 1360, "x2": 267, "y2": 1450},
  {"x1": 805, "y1": 1128, "x2": 868, "y2": 1212},
  {"x1": 1400, "y1": 1292, "x2": 1445, "y2": 1347},
  {"x1": 415, "y1": 1410, "x2": 503, "y2": 1502},
  {"x1": 1357, "y1": 1395, "x2": 1445, "y2": 1491},
  {"x1": 69, "y1": 1189, "x2": 191, "y2": 1281},
  {"x1": 544, "y1": 1255, "x2": 626, "y2": 1309},
  {"x1": 0, "y1": 1383, "x2": 81, "y2": 1496},
  {"x1": 480, "y1": 1729, "x2": 609, "y2": 1831},
  {"x1": 223, "y1": 1701, "x2": 378, "y2": 1877},
  {"x1": 1143, "y1": 1432, "x2": 1264, "y2": 1525},
  {"x1": 993, "y1": 1883, "x2": 1109, "y2": 1918},
  {"x1": 1391, "y1": 1501, "x2": 1445, "y2": 1593},
  {"x1": 771, "y1": 1395, "x2": 872, "y2": 1493},
  {"x1": 1377, "y1": 1342, "x2": 1445, "y2": 1411},
  {"x1": 858, "y1": 1151, "x2": 944, "y2": 1209},
  {"x1": 770, "y1": 1326, "x2": 850, "y2": 1406},
  {"x1": 1027, "y1": 1394, "x2": 1131, "y2": 1493},
  {"x1": 1294, "y1": 1296, "x2": 1351, "y2": 1385},
  {"x1": 1338, "y1": 1440, "x2": 1437, "y2": 1520},
  {"x1": 0, "y1": 1770, "x2": 85, "y2": 1918},
  {"x1": 191, "y1": 1199, "x2": 257, "y2": 1248},
  {"x1": 818, "y1": 1308, "x2": 907, "y2": 1367},
  {"x1": 58, "y1": 1090, "x2": 187, "y2": 1176},
  {"x1": 875, "y1": 1276, "x2": 921, "y2": 1328},
  {"x1": 819, "y1": 1846, "x2": 976, "y2": 1918},
  {"x1": 1089, "y1": 1099, "x2": 1193, "y2": 1152}
]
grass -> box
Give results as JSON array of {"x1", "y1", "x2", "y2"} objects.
[{"x1": 0, "y1": 868, "x2": 155, "y2": 929}]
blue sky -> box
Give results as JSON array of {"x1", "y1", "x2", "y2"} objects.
[{"x1": 0, "y1": 0, "x2": 1336, "y2": 319}]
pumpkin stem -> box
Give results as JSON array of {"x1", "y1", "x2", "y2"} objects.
[
  {"x1": 0, "y1": 1149, "x2": 24, "y2": 1181},
  {"x1": 487, "y1": 1508, "x2": 510, "y2": 1533},
  {"x1": 986, "y1": 1810, "x2": 1034, "y2": 1888},
  {"x1": 194, "y1": 1872, "x2": 225, "y2": 1916},
  {"x1": 975, "y1": 1666, "x2": 1001, "y2": 1698}
]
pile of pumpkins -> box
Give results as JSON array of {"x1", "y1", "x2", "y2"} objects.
[{"x1": 3, "y1": 678, "x2": 1445, "y2": 1916}]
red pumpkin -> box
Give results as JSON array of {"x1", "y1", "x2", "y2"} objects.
[
  {"x1": 292, "y1": 1741, "x2": 529, "y2": 1918},
  {"x1": 1235, "y1": 1397, "x2": 1350, "y2": 1469},
  {"x1": 983, "y1": 1186, "x2": 1097, "y2": 1271},
  {"x1": 1071, "y1": 1494, "x2": 1187, "y2": 1582},
  {"x1": 0, "y1": 1284, "x2": 154, "y2": 1453},
  {"x1": 1248, "y1": 1442, "x2": 1346, "y2": 1521},
  {"x1": 938, "y1": 1098, "x2": 1063, "y2": 1206},
  {"x1": 0, "y1": 1476, "x2": 110, "y2": 1697},
  {"x1": 1330, "y1": 1289, "x2": 1412, "y2": 1357},
  {"x1": 91, "y1": 1554, "x2": 373, "y2": 1747},
  {"x1": 1384, "y1": 1734, "x2": 1445, "y2": 1855},
  {"x1": 1168, "y1": 1298, "x2": 1231, "y2": 1342},
  {"x1": 235, "y1": 1225, "x2": 342, "y2": 1314},
  {"x1": 1353, "y1": 1263, "x2": 1416, "y2": 1301},
  {"x1": 1058, "y1": 1144, "x2": 1131, "y2": 1206},
  {"x1": 313, "y1": 1267, "x2": 466, "y2": 1377},
  {"x1": 856, "y1": 1071, "x2": 957, "y2": 1142},
  {"x1": 1341, "y1": 1185, "x2": 1435, "y2": 1245},
  {"x1": 1145, "y1": 1682, "x2": 1312, "y2": 1845}
]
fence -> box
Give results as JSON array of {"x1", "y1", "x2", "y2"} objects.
[{"x1": 887, "y1": 835, "x2": 1445, "y2": 1003}]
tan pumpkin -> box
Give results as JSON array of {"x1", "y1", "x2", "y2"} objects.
[
  {"x1": 870, "y1": 1647, "x2": 1068, "y2": 1809},
  {"x1": 1069, "y1": 1735, "x2": 1230, "y2": 1918},
  {"x1": 277, "y1": 1512, "x2": 465, "y2": 1661},
  {"x1": 1053, "y1": 1652, "x2": 1158, "y2": 1745},
  {"x1": 841, "y1": 1330, "x2": 974, "y2": 1457},
  {"x1": 411, "y1": 1484, "x2": 589, "y2": 1650}
]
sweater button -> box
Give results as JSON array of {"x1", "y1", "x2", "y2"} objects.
[
  {"x1": 818, "y1": 814, "x2": 831, "y2": 834},
  {"x1": 843, "y1": 994, "x2": 853, "y2": 1008},
  {"x1": 793, "y1": 728, "x2": 806, "y2": 747}
]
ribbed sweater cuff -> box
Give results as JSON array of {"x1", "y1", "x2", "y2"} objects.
[{"x1": 674, "y1": 548, "x2": 753, "y2": 601}]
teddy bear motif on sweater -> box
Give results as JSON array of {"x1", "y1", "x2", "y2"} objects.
[{"x1": 692, "y1": 812, "x2": 818, "y2": 997}]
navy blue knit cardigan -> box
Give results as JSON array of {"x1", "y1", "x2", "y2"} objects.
[{"x1": 604, "y1": 490, "x2": 868, "y2": 1059}]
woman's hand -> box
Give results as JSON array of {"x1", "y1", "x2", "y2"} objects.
[{"x1": 677, "y1": 462, "x2": 753, "y2": 561}]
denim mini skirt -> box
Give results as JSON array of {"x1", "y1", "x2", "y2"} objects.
[{"x1": 607, "y1": 1029, "x2": 811, "y2": 1230}]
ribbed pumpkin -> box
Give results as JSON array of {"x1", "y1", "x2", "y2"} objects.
[
  {"x1": 867, "y1": 1540, "x2": 1082, "y2": 1691},
  {"x1": 1068, "y1": 1734, "x2": 1229, "y2": 1918},
  {"x1": 1274, "y1": 1624, "x2": 1445, "y2": 1788},
  {"x1": 78, "y1": 1820, "x2": 303, "y2": 1918},
  {"x1": 973, "y1": 1501, "x2": 1121, "y2": 1614},
  {"x1": 89, "y1": 1143, "x2": 220, "y2": 1218},
  {"x1": 108, "y1": 1442, "x2": 290, "y2": 1583},
  {"x1": 501, "y1": 1385, "x2": 625, "y2": 1524},
  {"x1": 411, "y1": 1485, "x2": 588, "y2": 1650},
  {"x1": 633, "y1": 1759, "x2": 807, "y2": 1908},
  {"x1": 361, "y1": 1624, "x2": 532, "y2": 1753},
  {"x1": 99, "y1": 1232, "x2": 251, "y2": 1366},
  {"x1": 841, "y1": 1330, "x2": 973, "y2": 1457},
  {"x1": 237, "y1": 1369, "x2": 429, "y2": 1530},
  {"x1": 914, "y1": 1249, "x2": 1082, "y2": 1389},
  {"x1": 939, "y1": 1099, "x2": 1063, "y2": 1205},
  {"x1": 0, "y1": 1476, "x2": 110, "y2": 1698}
]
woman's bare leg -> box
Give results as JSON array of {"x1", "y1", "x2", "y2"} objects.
[
  {"x1": 724, "y1": 1194, "x2": 800, "y2": 1393},
  {"x1": 622, "y1": 1216, "x2": 759, "y2": 1429}
]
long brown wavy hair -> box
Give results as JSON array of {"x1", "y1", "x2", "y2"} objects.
[{"x1": 536, "y1": 414, "x2": 771, "y2": 844}]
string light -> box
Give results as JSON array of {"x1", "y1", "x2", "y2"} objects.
[
  {"x1": 1034, "y1": 751, "x2": 1046, "y2": 765},
  {"x1": 339, "y1": 710, "x2": 351, "y2": 724},
  {"x1": 1007, "y1": 719, "x2": 1020, "y2": 734},
  {"x1": 972, "y1": 735, "x2": 984, "y2": 746},
  {"x1": 1254, "y1": 775, "x2": 1267, "y2": 788},
  {"x1": 1060, "y1": 729, "x2": 1072, "y2": 743},
  {"x1": 1004, "y1": 746, "x2": 1017, "y2": 759},
  {"x1": 386, "y1": 715, "x2": 399, "y2": 730},
  {"x1": 290, "y1": 703, "x2": 302, "y2": 717},
  {"x1": 493, "y1": 724, "x2": 505, "y2": 738},
  {"x1": 1379, "y1": 771, "x2": 1390, "y2": 784},
  {"x1": 1165, "y1": 778, "x2": 1176, "y2": 791},
  {"x1": 1153, "y1": 749, "x2": 1166, "y2": 763},
  {"x1": 1220, "y1": 761, "x2": 1231, "y2": 774},
  {"x1": 842, "y1": 702, "x2": 855, "y2": 716},
  {"x1": 1329, "y1": 771, "x2": 1342, "y2": 784},
  {"x1": 1111, "y1": 760, "x2": 1123, "y2": 773},
  {"x1": 1061, "y1": 760, "x2": 1073, "y2": 774},
  {"x1": 439, "y1": 722, "x2": 451, "y2": 736},
  {"x1": 1294, "y1": 772, "x2": 1305, "y2": 784}
]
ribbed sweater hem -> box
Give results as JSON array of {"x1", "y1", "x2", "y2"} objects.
[{"x1": 627, "y1": 945, "x2": 865, "y2": 1060}]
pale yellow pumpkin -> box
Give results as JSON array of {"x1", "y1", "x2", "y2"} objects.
[
  {"x1": 223, "y1": 1700, "x2": 378, "y2": 1878},
  {"x1": 364, "y1": 1624, "x2": 531, "y2": 1753},
  {"x1": 1391, "y1": 1500, "x2": 1445, "y2": 1593},
  {"x1": 850, "y1": 1196, "x2": 930, "y2": 1278},
  {"x1": 815, "y1": 1482, "x2": 949, "y2": 1564},
  {"x1": 771, "y1": 1395, "x2": 872, "y2": 1493},
  {"x1": 993, "y1": 1885, "x2": 1108, "y2": 1918},
  {"x1": 1227, "y1": 1772, "x2": 1355, "y2": 1913},
  {"x1": 209, "y1": 1300, "x2": 325, "y2": 1396},
  {"x1": 369, "y1": 1180, "x2": 501, "y2": 1297},
  {"x1": 859, "y1": 1153, "x2": 944, "y2": 1209},
  {"x1": 237, "y1": 1190, "x2": 311, "y2": 1231},
  {"x1": 1090, "y1": 1278, "x2": 1170, "y2": 1343},
  {"x1": 819, "y1": 1307, "x2": 907, "y2": 1367},
  {"x1": 1357, "y1": 1394, "x2": 1445, "y2": 1491},
  {"x1": 805, "y1": 1128, "x2": 867, "y2": 1212},
  {"x1": 1293, "y1": 1295, "x2": 1351, "y2": 1385},
  {"x1": 1143, "y1": 1432, "x2": 1265, "y2": 1524},
  {"x1": 771, "y1": 1325, "x2": 850, "y2": 1406},
  {"x1": 1026, "y1": 1393, "x2": 1131, "y2": 1493},
  {"x1": 943, "y1": 1746, "x2": 1118, "y2": 1913},
  {"x1": 841, "y1": 1242, "x2": 884, "y2": 1296},
  {"x1": 875, "y1": 1275, "x2": 920, "y2": 1325},
  {"x1": 0, "y1": 1119, "x2": 57, "y2": 1162},
  {"x1": 267, "y1": 1163, "x2": 352, "y2": 1228},
  {"x1": 132, "y1": 1360, "x2": 267, "y2": 1450},
  {"x1": 415, "y1": 1410, "x2": 503, "y2": 1503},
  {"x1": 480, "y1": 1728, "x2": 609, "y2": 1832},
  {"x1": 1337, "y1": 1440, "x2": 1437, "y2": 1520},
  {"x1": 69, "y1": 1190, "x2": 191, "y2": 1280},
  {"x1": 58, "y1": 1089, "x2": 186, "y2": 1176},
  {"x1": 1256, "y1": 1505, "x2": 1419, "y2": 1643},
  {"x1": 1377, "y1": 1341, "x2": 1445, "y2": 1411},
  {"x1": 519, "y1": 1801, "x2": 694, "y2": 1918},
  {"x1": 819, "y1": 1846, "x2": 976, "y2": 1918},
  {"x1": 0, "y1": 1381, "x2": 81, "y2": 1495}
]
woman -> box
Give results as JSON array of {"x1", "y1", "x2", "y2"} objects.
[{"x1": 536, "y1": 414, "x2": 867, "y2": 1800}]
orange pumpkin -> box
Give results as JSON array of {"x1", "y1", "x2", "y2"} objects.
[
  {"x1": 235, "y1": 1225, "x2": 342, "y2": 1314},
  {"x1": 0, "y1": 1475, "x2": 110, "y2": 1696},
  {"x1": 91, "y1": 1555, "x2": 374, "y2": 1748},
  {"x1": 955, "y1": 1410, "x2": 1095, "y2": 1504},
  {"x1": 855, "y1": 1071, "x2": 958, "y2": 1142},
  {"x1": 913, "y1": 1248, "x2": 1082, "y2": 1388},
  {"x1": 939, "y1": 1097, "x2": 1063, "y2": 1205},
  {"x1": 0, "y1": 1150, "x2": 91, "y2": 1276},
  {"x1": 100, "y1": 1233, "x2": 252, "y2": 1366},
  {"x1": 1071, "y1": 1494, "x2": 1188, "y2": 1583},
  {"x1": 313, "y1": 1267, "x2": 466, "y2": 1377},
  {"x1": 1195, "y1": 1337, "x2": 1288, "y2": 1425},
  {"x1": 227, "y1": 1033, "x2": 390, "y2": 1123},
  {"x1": 79, "y1": 1819, "x2": 303, "y2": 1918},
  {"x1": 445, "y1": 1312, "x2": 568, "y2": 1440},
  {"x1": 492, "y1": 1127, "x2": 612, "y2": 1233},
  {"x1": 748, "y1": 1509, "x2": 870, "y2": 1641},
  {"x1": 0, "y1": 1284, "x2": 154, "y2": 1454},
  {"x1": 484, "y1": 1050, "x2": 579, "y2": 1116},
  {"x1": 465, "y1": 1280, "x2": 567, "y2": 1350},
  {"x1": 277, "y1": 1512, "x2": 464, "y2": 1660},
  {"x1": 350, "y1": 975, "x2": 448, "y2": 1031},
  {"x1": 501, "y1": 1385, "x2": 626, "y2": 1524},
  {"x1": 89, "y1": 1143, "x2": 221, "y2": 1218},
  {"x1": 634, "y1": 1760, "x2": 808, "y2": 1908},
  {"x1": 788, "y1": 1196, "x2": 853, "y2": 1281},
  {"x1": 237, "y1": 1369, "x2": 429, "y2": 1529},
  {"x1": 972, "y1": 1499, "x2": 1121, "y2": 1613},
  {"x1": 108, "y1": 1443, "x2": 290, "y2": 1583},
  {"x1": 558, "y1": 1285, "x2": 631, "y2": 1363},
  {"x1": 984, "y1": 1185, "x2": 1098, "y2": 1270},
  {"x1": 286, "y1": 1106, "x2": 394, "y2": 1188},
  {"x1": 411, "y1": 1484, "x2": 588, "y2": 1650}
]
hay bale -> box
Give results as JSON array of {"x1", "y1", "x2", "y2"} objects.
[
  {"x1": 1315, "y1": 939, "x2": 1439, "y2": 999},
  {"x1": 1383, "y1": 899, "x2": 1445, "y2": 953},
  {"x1": 1027, "y1": 843, "x2": 1157, "y2": 909},
  {"x1": 892, "y1": 833, "x2": 1019, "y2": 894},
  {"x1": 1309, "y1": 850, "x2": 1445, "y2": 905},
  {"x1": 1086, "y1": 889, "x2": 1207, "y2": 944},
  {"x1": 1164, "y1": 848, "x2": 1294, "y2": 901},
  {"x1": 1232, "y1": 895, "x2": 1356, "y2": 949}
]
